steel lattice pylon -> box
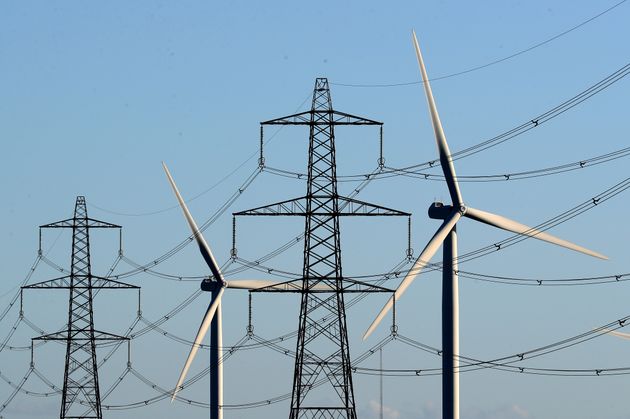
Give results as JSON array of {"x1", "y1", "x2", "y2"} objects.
[
  {"x1": 23, "y1": 196, "x2": 138, "y2": 419},
  {"x1": 234, "y1": 78, "x2": 409, "y2": 419},
  {"x1": 292, "y1": 78, "x2": 354, "y2": 419}
]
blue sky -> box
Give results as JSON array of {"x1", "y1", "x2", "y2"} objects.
[{"x1": 1, "y1": 1, "x2": 629, "y2": 418}]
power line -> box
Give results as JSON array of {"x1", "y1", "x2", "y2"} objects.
[
  {"x1": 331, "y1": 0, "x2": 628, "y2": 88},
  {"x1": 7, "y1": 175, "x2": 622, "y2": 390},
  {"x1": 236, "y1": 177, "x2": 629, "y2": 281},
  {"x1": 354, "y1": 324, "x2": 630, "y2": 377},
  {"x1": 18, "y1": 60, "x2": 625, "y2": 303},
  {"x1": 0, "y1": 366, "x2": 33, "y2": 415},
  {"x1": 89, "y1": 335, "x2": 394, "y2": 411},
  {"x1": 99, "y1": 61, "x2": 628, "y2": 283},
  {"x1": 132, "y1": 173, "x2": 626, "y2": 289},
  {"x1": 88, "y1": 92, "x2": 313, "y2": 218},
  {"x1": 263, "y1": 145, "x2": 630, "y2": 183},
  {"x1": 97, "y1": 309, "x2": 630, "y2": 410},
  {"x1": 265, "y1": 61, "x2": 630, "y2": 183},
  {"x1": 6, "y1": 256, "x2": 630, "y2": 411},
  {"x1": 458, "y1": 270, "x2": 630, "y2": 287},
  {"x1": 0, "y1": 69, "x2": 627, "y2": 419},
  {"x1": 106, "y1": 167, "x2": 261, "y2": 280},
  {"x1": 9, "y1": 308, "x2": 630, "y2": 411},
  {"x1": 102, "y1": 164, "x2": 383, "y2": 284}
]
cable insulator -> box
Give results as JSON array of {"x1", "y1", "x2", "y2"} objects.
[
  {"x1": 378, "y1": 125, "x2": 385, "y2": 169},
  {"x1": 119, "y1": 230, "x2": 124, "y2": 256},
  {"x1": 231, "y1": 217, "x2": 238, "y2": 259},
  {"x1": 258, "y1": 125, "x2": 265, "y2": 168},
  {"x1": 406, "y1": 216, "x2": 413, "y2": 260},
  {"x1": 390, "y1": 294, "x2": 398, "y2": 336},
  {"x1": 246, "y1": 292, "x2": 254, "y2": 335},
  {"x1": 19, "y1": 291, "x2": 24, "y2": 319}
]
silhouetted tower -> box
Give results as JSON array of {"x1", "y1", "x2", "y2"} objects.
[
  {"x1": 234, "y1": 78, "x2": 409, "y2": 419},
  {"x1": 291, "y1": 78, "x2": 355, "y2": 418},
  {"x1": 22, "y1": 196, "x2": 138, "y2": 419}
]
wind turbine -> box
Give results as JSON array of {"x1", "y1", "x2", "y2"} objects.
[
  {"x1": 363, "y1": 31, "x2": 607, "y2": 419},
  {"x1": 163, "y1": 163, "x2": 331, "y2": 418}
]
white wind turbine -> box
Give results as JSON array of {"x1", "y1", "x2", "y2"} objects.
[
  {"x1": 163, "y1": 163, "x2": 330, "y2": 417},
  {"x1": 363, "y1": 31, "x2": 607, "y2": 419}
]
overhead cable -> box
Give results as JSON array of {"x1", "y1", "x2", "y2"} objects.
[{"x1": 331, "y1": 0, "x2": 628, "y2": 88}]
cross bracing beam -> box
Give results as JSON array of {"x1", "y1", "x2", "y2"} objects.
[
  {"x1": 262, "y1": 110, "x2": 382, "y2": 126},
  {"x1": 40, "y1": 218, "x2": 121, "y2": 229},
  {"x1": 234, "y1": 195, "x2": 410, "y2": 217},
  {"x1": 247, "y1": 277, "x2": 393, "y2": 294},
  {"x1": 33, "y1": 330, "x2": 128, "y2": 341},
  {"x1": 23, "y1": 275, "x2": 137, "y2": 289}
]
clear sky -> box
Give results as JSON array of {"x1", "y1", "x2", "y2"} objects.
[{"x1": 1, "y1": 1, "x2": 629, "y2": 418}]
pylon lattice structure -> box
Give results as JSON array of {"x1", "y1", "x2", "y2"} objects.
[
  {"x1": 22, "y1": 196, "x2": 138, "y2": 419},
  {"x1": 234, "y1": 78, "x2": 409, "y2": 419}
]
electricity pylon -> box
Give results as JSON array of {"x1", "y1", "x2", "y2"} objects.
[
  {"x1": 22, "y1": 196, "x2": 138, "y2": 419},
  {"x1": 234, "y1": 78, "x2": 409, "y2": 419}
]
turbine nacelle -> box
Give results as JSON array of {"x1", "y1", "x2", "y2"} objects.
[
  {"x1": 428, "y1": 202, "x2": 467, "y2": 220},
  {"x1": 201, "y1": 279, "x2": 225, "y2": 292}
]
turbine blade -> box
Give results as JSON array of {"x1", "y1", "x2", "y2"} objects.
[
  {"x1": 163, "y1": 162, "x2": 225, "y2": 281},
  {"x1": 363, "y1": 211, "x2": 461, "y2": 340},
  {"x1": 227, "y1": 279, "x2": 293, "y2": 290},
  {"x1": 412, "y1": 30, "x2": 463, "y2": 206},
  {"x1": 172, "y1": 288, "x2": 225, "y2": 401},
  {"x1": 601, "y1": 328, "x2": 630, "y2": 340},
  {"x1": 464, "y1": 207, "x2": 607, "y2": 260}
]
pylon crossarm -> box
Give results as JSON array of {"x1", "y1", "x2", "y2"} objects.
[
  {"x1": 261, "y1": 110, "x2": 382, "y2": 126},
  {"x1": 235, "y1": 195, "x2": 409, "y2": 217},
  {"x1": 339, "y1": 278, "x2": 393, "y2": 293},
  {"x1": 90, "y1": 276, "x2": 138, "y2": 289},
  {"x1": 335, "y1": 196, "x2": 410, "y2": 216},
  {"x1": 40, "y1": 218, "x2": 121, "y2": 229},
  {"x1": 234, "y1": 196, "x2": 308, "y2": 216},
  {"x1": 248, "y1": 280, "x2": 305, "y2": 293},
  {"x1": 22, "y1": 275, "x2": 137, "y2": 289},
  {"x1": 91, "y1": 330, "x2": 129, "y2": 341},
  {"x1": 248, "y1": 277, "x2": 393, "y2": 293},
  {"x1": 22, "y1": 275, "x2": 72, "y2": 288},
  {"x1": 33, "y1": 330, "x2": 129, "y2": 341},
  {"x1": 32, "y1": 331, "x2": 68, "y2": 341}
]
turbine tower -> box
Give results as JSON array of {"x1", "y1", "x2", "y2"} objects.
[
  {"x1": 363, "y1": 32, "x2": 607, "y2": 419},
  {"x1": 22, "y1": 196, "x2": 138, "y2": 419}
]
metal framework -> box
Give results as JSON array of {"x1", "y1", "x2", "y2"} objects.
[
  {"x1": 234, "y1": 78, "x2": 409, "y2": 419},
  {"x1": 22, "y1": 196, "x2": 138, "y2": 419}
]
